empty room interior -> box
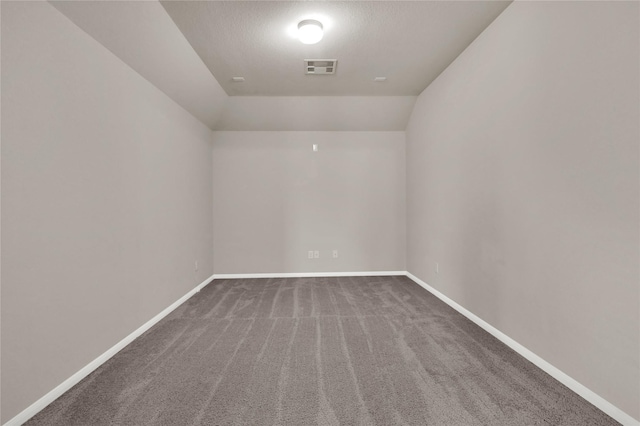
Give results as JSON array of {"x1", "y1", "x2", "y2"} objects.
[{"x1": 1, "y1": 0, "x2": 639, "y2": 425}]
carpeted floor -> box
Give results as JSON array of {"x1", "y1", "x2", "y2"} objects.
[{"x1": 27, "y1": 276, "x2": 617, "y2": 425}]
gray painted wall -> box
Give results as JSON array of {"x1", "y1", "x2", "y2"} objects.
[
  {"x1": 1, "y1": 2, "x2": 215, "y2": 422},
  {"x1": 2, "y1": 0, "x2": 638, "y2": 423},
  {"x1": 212, "y1": 131, "x2": 406, "y2": 274},
  {"x1": 406, "y1": 1, "x2": 639, "y2": 419}
]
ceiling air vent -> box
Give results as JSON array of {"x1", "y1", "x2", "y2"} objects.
[{"x1": 304, "y1": 59, "x2": 337, "y2": 75}]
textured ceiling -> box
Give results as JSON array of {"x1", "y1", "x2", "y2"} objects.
[
  {"x1": 49, "y1": 0, "x2": 512, "y2": 129},
  {"x1": 216, "y1": 97, "x2": 417, "y2": 131},
  {"x1": 50, "y1": 0, "x2": 228, "y2": 129},
  {"x1": 161, "y1": 1, "x2": 512, "y2": 96}
]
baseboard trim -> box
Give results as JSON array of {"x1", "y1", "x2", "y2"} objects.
[
  {"x1": 213, "y1": 271, "x2": 406, "y2": 279},
  {"x1": 3, "y1": 274, "x2": 215, "y2": 426},
  {"x1": 6, "y1": 271, "x2": 637, "y2": 426},
  {"x1": 405, "y1": 272, "x2": 639, "y2": 426}
]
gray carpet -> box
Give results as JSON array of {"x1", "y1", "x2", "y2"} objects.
[{"x1": 27, "y1": 276, "x2": 617, "y2": 425}]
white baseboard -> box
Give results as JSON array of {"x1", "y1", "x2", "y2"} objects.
[
  {"x1": 405, "y1": 272, "x2": 639, "y2": 426},
  {"x1": 3, "y1": 274, "x2": 215, "y2": 426},
  {"x1": 6, "y1": 271, "x2": 637, "y2": 426},
  {"x1": 213, "y1": 271, "x2": 406, "y2": 279}
]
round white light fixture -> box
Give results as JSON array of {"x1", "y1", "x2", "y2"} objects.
[{"x1": 298, "y1": 19, "x2": 323, "y2": 44}]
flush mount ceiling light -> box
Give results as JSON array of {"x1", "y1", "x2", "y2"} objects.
[{"x1": 298, "y1": 19, "x2": 323, "y2": 44}]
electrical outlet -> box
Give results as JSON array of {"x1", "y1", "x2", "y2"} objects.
[
  {"x1": 314, "y1": 251, "x2": 320, "y2": 259},
  {"x1": 308, "y1": 251, "x2": 314, "y2": 259},
  {"x1": 333, "y1": 250, "x2": 338, "y2": 258}
]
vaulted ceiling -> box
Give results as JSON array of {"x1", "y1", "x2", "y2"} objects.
[
  {"x1": 50, "y1": 1, "x2": 512, "y2": 130},
  {"x1": 160, "y1": 1, "x2": 511, "y2": 96}
]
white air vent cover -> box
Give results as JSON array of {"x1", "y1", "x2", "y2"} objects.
[{"x1": 304, "y1": 59, "x2": 337, "y2": 75}]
